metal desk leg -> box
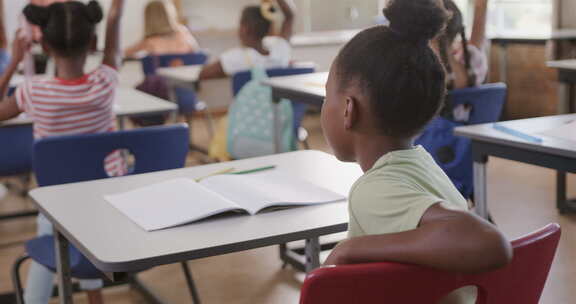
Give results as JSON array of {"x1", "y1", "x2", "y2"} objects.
[
  {"x1": 570, "y1": 83, "x2": 576, "y2": 113},
  {"x1": 498, "y1": 43, "x2": 508, "y2": 83},
  {"x1": 272, "y1": 91, "x2": 282, "y2": 154},
  {"x1": 305, "y1": 237, "x2": 321, "y2": 273},
  {"x1": 473, "y1": 161, "x2": 489, "y2": 220},
  {"x1": 558, "y1": 83, "x2": 570, "y2": 114},
  {"x1": 557, "y1": 171, "x2": 568, "y2": 213},
  {"x1": 118, "y1": 117, "x2": 126, "y2": 131},
  {"x1": 54, "y1": 228, "x2": 74, "y2": 304}
]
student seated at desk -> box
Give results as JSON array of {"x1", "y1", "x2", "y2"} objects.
[
  {"x1": 199, "y1": 0, "x2": 295, "y2": 79},
  {"x1": 320, "y1": 1, "x2": 511, "y2": 304},
  {"x1": 0, "y1": 1, "x2": 126, "y2": 303},
  {"x1": 124, "y1": 0, "x2": 199, "y2": 59}
]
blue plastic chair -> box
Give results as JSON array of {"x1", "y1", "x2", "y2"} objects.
[
  {"x1": 141, "y1": 52, "x2": 208, "y2": 76},
  {"x1": 139, "y1": 52, "x2": 209, "y2": 117},
  {"x1": 0, "y1": 125, "x2": 34, "y2": 199},
  {"x1": 12, "y1": 125, "x2": 202, "y2": 304},
  {"x1": 415, "y1": 83, "x2": 507, "y2": 199},
  {"x1": 232, "y1": 66, "x2": 316, "y2": 147},
  {"x1": 138, "y1": 52, "x2": 213, "y2": 152},
  {"x1": 0, "y1": 125, "x2": 33, "y2": 177}
]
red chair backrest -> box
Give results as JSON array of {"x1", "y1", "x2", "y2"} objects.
[{"x1": 300, "y1": 223, "x2": 561, "y2": 304}]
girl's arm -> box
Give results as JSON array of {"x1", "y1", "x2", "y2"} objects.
[
  {"x1": 102, "y1": 0, "x2": 125, "y2": 69},
  {"x1": 0, "y1": 32, "x2": 29, "y2": 121},
  {"x1": 277, "y1": 0, "x2": 295, "y2": 41},
  {"x1": 469, "y1": 0, "x2": 488, "y2": 49},
  {"x1": 0, "y1": 97, "x2": 19, "y2": 121},
  {"x1": 124, "y1": 39, "x2": 147, "y2": 59},
  {"x1": 325, "y1": 203, "x2": 512, "y2": 273},
  {"x1": 0, "y1": 0, "x2": 6, "y2": 50},
  {"x1": 199, "y1": 61, "x2": 225, "y2": 80}
]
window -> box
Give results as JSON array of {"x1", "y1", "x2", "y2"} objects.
[{"x1": 487, "y1": 0, "x2": 553, "y2": 37}]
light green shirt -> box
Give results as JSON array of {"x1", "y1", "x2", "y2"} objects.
[
  {"x1": 348, "y1": 146, "x2": 474, "y2": 304},
  {"x1": 348, "y1": 146, "x2": 468, "y2": 238}
]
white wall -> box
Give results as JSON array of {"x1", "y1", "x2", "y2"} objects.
[
  {"x1": 3, "y1": 0, "x2": 148, "y2": 49},
  {"x1": 182, "y1": 0, "x2": 379, "y2": 32},
  {"x1": 560, "y1": 0, "x2": 576, "y2": 28}
]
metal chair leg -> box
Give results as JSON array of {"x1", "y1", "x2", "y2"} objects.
[
  {"x1": 203, "y1": 111, "x2": 215, "y2": 137},
  {"x1": 180, "y1": 261, "x2": 201, "y2": 304},
  {"x1": 11, "y1": 255, "x2": 31, "y2": 304}
]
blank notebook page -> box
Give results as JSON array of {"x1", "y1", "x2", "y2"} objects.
[
  {"x1": 200, "y1": 172, "x2": 346, "y2": 214},
  {"x1": 105, "y1": 178, "x2": 240, "y2": 231}
]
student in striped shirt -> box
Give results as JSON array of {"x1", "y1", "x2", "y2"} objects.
[{"x1": 0, "y1": 1, "x2": 125, "y2": 303}]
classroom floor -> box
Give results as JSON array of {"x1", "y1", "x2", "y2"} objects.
[{"x1": 1, "y1": 113, "x2": 576, "y2": 304}]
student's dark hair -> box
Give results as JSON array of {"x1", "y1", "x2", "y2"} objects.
[
  {"x1": 335, "y1": 0, "x2": 448, "y2": 138},
  {"x1": 439, "y1": 0, "x2": 476, "y2": 89},
  {"x1": 241, "y1": 6, "x2": 272, "y2": 40},
  {"x1": 24, "y1": 0, "x2": 103, "y2": 58}
]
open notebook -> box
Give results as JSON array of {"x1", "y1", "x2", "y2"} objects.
[{"x1": 105, "y1": 172, "x2": 346, "y2": 231}]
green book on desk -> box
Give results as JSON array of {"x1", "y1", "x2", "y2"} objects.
[{"x1": 105, "y1": 171, "x2": 346, "y2": 231}]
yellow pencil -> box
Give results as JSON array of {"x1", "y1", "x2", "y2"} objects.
[{"x1": 194, "y1": 168, "x2": 235, "y2": 182}]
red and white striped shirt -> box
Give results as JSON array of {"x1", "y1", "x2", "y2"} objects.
[{"x1": 15, "y1": 65, "x2": 126, "y2": 176}]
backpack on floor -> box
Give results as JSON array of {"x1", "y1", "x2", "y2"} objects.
[{"x1": 227, "y1": 68, "x2": 296, "y2": 159}]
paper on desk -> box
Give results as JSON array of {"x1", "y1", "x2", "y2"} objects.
[
  {"x1": 538, "y1": 120, "x2": 576, "y2": 142},
  {"x1": 105, "y1": 178, "x2": 241, "y2": 231}
]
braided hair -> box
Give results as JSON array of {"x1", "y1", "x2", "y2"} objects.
[
  {"x1": 24, "y1": 1, "x2": 103, "y2": 58},
  {"x1": 440, "y1": 0, "x2": 476, "y2": 90}
]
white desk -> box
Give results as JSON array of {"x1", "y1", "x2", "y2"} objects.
[
  {"x1": 157, "y1": 65, "x2": 202, "y2": 83},
  {"x1": 30, "y1": 150, "x2": 362, "y2": 304},
  {"x1": 455, "y1": 115, "x2": 576, "y2": 218},
  {"x1": 0, "y1": 87, "x2": 178, "y2": 129},
  {"x1": 157, "y1": 65, "x2": 203, "y2": 104}
]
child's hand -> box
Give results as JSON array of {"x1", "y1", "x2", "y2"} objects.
[{"x1": 11, "y1": 30, "x2": 32, "y2": 64}]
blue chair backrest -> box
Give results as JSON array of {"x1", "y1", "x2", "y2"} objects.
[
  {"x1": 0, "y1": 125, "x2": 34, "y2": 176},
  {"x1": 140, "y1": 52, "x2": 208, "y2": 76},
  {"x1": 33, "y1": 124, "x2": 189, "y2": 187},
  {"x1": 449, "y1": 82, "x2": 507, "y2": 125},
  {"x1": 140, "y1": 53, "x2": 208, "y2": 116},
  {"x1": 232, "y1": 67, "x2": 316, "y2": 132},
  {"x1": 415, "y1": 83, "x2": 507, "y2": 199}
]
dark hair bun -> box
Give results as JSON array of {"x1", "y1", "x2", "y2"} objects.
[
  {"x1": 384, "y1": 0, "x2": 448, "y2": 43},
  {"x1": 23, "y1": 4, "x2": 51, "y2": 28},
  {"x1": 85, "y1": 1, "x2": 104, "y2": 24}
]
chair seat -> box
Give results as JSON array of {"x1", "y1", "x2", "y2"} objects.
[{"x1": 26, "y1": 236, "x2": 102, "y2": 279}]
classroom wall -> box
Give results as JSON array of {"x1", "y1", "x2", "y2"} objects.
[
  {"x1": 4, "y1": 0, "x2": 152, "y2": 50},
  {"x1": 183, "y1": 0, "x2": 379, "y2": 32},
  {"x1": 560, "y1": 0, "x2": 576, "y2": 28}
]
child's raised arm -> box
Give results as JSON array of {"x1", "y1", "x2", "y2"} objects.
[
  {"x1": 469, "y1": 0, "x2": 488, "y2": 49},
  {"x1": 0, "y1": 0, "x2": 6, "y2": 50},
  {"x1": 325, "y1": 203, "x2": 512, "y2": 273},
  {"x1": 277, "y1": 0, "x2": 295, "y2": 41},
  {"x1": 0, "y1": 31, "x2": 30, "y2": 121},
  {"x1": 102, "y1": 0, "x2": 125, "y2": 69}
]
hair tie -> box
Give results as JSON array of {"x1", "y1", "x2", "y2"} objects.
[{"x1": 261, "y1": 0, "x2": 277, "y2": 22}]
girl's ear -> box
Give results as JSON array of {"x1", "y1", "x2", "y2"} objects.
[
  {"x1": 89, "y1": 34, "x2": 98, "y2": 53},
  {"x1": 343, "y1": 96, "x2": 358, "y2": 131}
]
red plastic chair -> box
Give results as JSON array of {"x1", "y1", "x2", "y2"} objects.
[{"x1": 300, "y1": 223, "x2": 561, "y2": 304}]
